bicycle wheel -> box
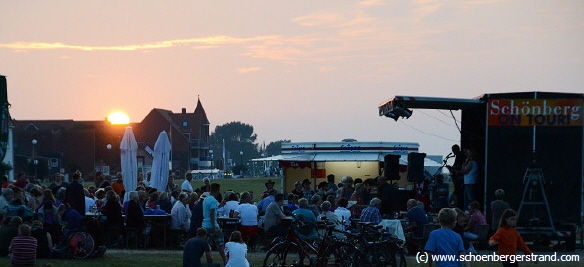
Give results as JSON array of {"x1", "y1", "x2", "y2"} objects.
[
  {"x1": 395, "y1": 247, "x2": 407, "y2": 267},
  {"x1": 385, "y1": 240, "x2": 407, "y2": 267},
  {"x1": 263, "y1": 241, "x2": 305, "y2": 267},
  {"x1": 320, "y1": 242, "x2": 359, "y2": 267},
  {"x1": 69, "y1": 232, "x2": 95, "y2": 259},
  {"x1": 361, "y1": 243, "x2": 395, "y2": 267}
]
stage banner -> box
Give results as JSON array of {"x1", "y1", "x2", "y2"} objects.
[{"x1": 488, "y1": 98, "x2": 583, "y2": 127}]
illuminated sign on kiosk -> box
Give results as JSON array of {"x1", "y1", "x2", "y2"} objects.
[{"x1": 488, "y1": 99, "x2": 582, "y2": 126}]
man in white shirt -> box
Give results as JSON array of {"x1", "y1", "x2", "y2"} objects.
[
  {"x1": 84, "y1": 188, "x2": 96, "y2": 213},
  {"x1": 234, "y1": 192, "x2": 259, "y2": 244},
  {"x1": 181, "y1": 172, "x2": 194, "y2": 193},
  {"x1": 171, "y1": 193, "x2": 190, "y2": 235},
  {"x1": 334, "y1": 198, "x2": 354, "y2": 231}
]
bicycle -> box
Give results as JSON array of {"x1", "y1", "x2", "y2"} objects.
[
  {"x1": 343, "y1": 222, "x2": 407, "y2": 267},
  {"x1": 263, "y1": 215, "x2": 359, "y2": 267}
]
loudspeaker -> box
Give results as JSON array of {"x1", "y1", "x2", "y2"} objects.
[
  {"x1": 384, "y1": 154, "x2": 400, "y2": 180},
  {"x1": 407, "y1": 152, "x2": 426, "y2": 182}
]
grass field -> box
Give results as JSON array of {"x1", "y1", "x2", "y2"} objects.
[
  {"x1": 1, "y1": 249, "x2": 582, "y2": 267},
  {"x1": 181, "y1": 176, "x2": 283, "y2": 202}
]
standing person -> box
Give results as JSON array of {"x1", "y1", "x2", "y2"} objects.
[
  {"x1": 224, "y1": 231, "x2": 250, "y2": 267},
  {"x1": 338, "y1": 176, "x2": 354, "y2": 201},
  {"x1": 9, "y1": 224, "x2": 37, "y2": 267},
  {"x1": 200, "y1": 178, "x2": 211, "y2": 193},
  {"x1": 290, "y1": 181, "x2": 304, "y2": 198},
  {"x1": 112, "y1": 172, "x2": 125, "y2": 198},
  {"x1": 13, "y1": 173, "x2": 27, "y2": 189},
  {"x1": 424, "y1": 208, "x2": 465, "y2": 267},
  {"x1": 459, "y1": 148, "x2": 478, "y2": 210},
  {"x1": 202, "y1": 183, "x2": 226, "y2": 265},
  {"x1": 65, "y1": 170, "x2": 85, "y2": 217},
  {"x1": 48, "y1": 173, "x2": 68, "y2": 196},
  {"x1": 183, "y1": 228, "x2": 219, "y2": 267},
  {"x1": 326, "y1": 174, "x2": 338, "y2": 198},
  {"x1": 432, "y1": 174, "x2": 450, "y2": 211},
  {"x1": 182, "y1": 172, "x2": 194, "y2": 193},
  {"x1": 448, "y1": 144, "x2": 466, "y2": 209},
  {"x1": 376, "y1": 176, "x2": 396, "y2": 219},
  {"x1": 301, "y1": 179, "x2": 315, "y2": 202},
  {"x1": 490, "y1": 189, "x2": 510, "y2": 231},
  {"x1": 489, "y1": 209, "x2": 535, "y2": 267},
  {"x1": 263, "y1": 179, "x2": 276, "y2": 195}
]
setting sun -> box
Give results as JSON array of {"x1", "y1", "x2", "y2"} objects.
[{"x1": 107, "y1": 111, "x2": 130, "y2": 125}]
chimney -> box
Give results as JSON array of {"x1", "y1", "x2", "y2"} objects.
[{"x1": 182, "y1": 108, "x2": 186, "y2": 114}]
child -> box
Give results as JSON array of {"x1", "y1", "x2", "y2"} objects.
[
  {"x1": 489, "y1": 209, "x2": 535, "y2": 267},
  {"x1": 424, "y1": 208, "x2": 465, "y2": 267},
  {"x1": 9, "y1": 224, "x2": 38, "y2": 267},
  {"x1": 224, "y1": 231, "x2": 250, "y2": 267}
]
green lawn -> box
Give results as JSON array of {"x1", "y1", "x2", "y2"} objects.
[
  {"x1": 2, "y1": 249, "x2": 582, "y2": 267},
  {"x1": 184, "y1": 177, "x2": 282, "y2": 202}
]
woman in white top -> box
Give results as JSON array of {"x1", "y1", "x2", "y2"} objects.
[{"x1": 225, "y1": 231, "x2": 250, "y2": 267}]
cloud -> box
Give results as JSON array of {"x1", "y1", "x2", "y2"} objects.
[
  {"x1": 0, "y1": 36, "x2": 277, "y2": 52},
  {"x1": 237, "y1": 67, "x2": 261, "y2": 74},
  {"x1": 358, "y1": 0, "x2": 387, "y2": 7},
  {"x1": 293, "y1": 12, "x2": 344, "y2": 27}
]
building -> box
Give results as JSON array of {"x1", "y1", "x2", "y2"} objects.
[{"x1": 11, "y1": 97, "x2": 211, "y2": 180}]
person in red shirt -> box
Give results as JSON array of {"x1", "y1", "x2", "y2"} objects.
[
  {"x1": 489, "y1": 209, "x2": 536, "y2": 267},
  {"x1": 13, "y1": 173, "x2": 27, "y2": 189}
]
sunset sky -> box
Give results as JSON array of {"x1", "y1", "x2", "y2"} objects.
[{"x1": 1, "y1": 0, "x2": 583, "y2": 156}]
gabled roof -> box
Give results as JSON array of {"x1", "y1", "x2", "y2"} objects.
[{"x1": 12, "y1": 120, "x2": 77, "y2": 132}]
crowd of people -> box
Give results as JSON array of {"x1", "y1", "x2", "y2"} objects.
[{"x1": 0, "y1": 143, "x2": 534, "y2": 267}]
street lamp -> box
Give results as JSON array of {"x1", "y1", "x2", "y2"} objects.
[
  {"x1": 209, "y1": 149, "x2": 213, "y2": 169},
  {"x1": 239, "y1": 151, "x2": 243, "y2": 176},
  {"x1": 33, "y1": 159, "x2": 38, "y2": 181},
  {"x1": 106, "y1": 144, "x2": 112, "y2": 174}
]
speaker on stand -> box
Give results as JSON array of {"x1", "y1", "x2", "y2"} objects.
[{"x1": 407, "y1": 152, "x2": 426, "y2": 182}]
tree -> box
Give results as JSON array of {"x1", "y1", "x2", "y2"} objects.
[
  {"x1": 209, "y1": 122, "x2": 260, "y2": 171},
  {"x1": 266, "y1": 140, "x2": 290, "y2": 156}
]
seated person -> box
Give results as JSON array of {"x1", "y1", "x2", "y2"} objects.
[
  {"x1": 463, "y1": 201, "x2": 486, "y2": 254},
  {"x1": 57, "y1": 204, "x2": 84, "y2": 239},
  {"x1": 0, "y1": 216, "x2": 23, "y2": 256},
  {"x1": 360, "y1": 198, "x2": 382, "y2": 225},
  {"x1": 233, "y1": 192, "x2": 259, "y2": 242},
  {"x1": 292, "y1": 198, "x2": 318, "y2": 241},
  {"x1": 404, "y1": 199, "x2": 428, "y2": 240},
  {"x1": 9, "y1": 224, "x2": 38, "y2": 267},
  {"x1": 285, "y1": 193, "x2": 299, "y2": 215},
  {"x1": 155, "y1": 192, "x2": 173, "y2": 214},
  {"x1": 171, "y1": 193, "x2": 191, "y2": 233},
  {"x1": 333, "y1": 198, "x2": 353, "y2": 231},
  {"x1": 100, "y1": 191, "x2": 123, "y2": 246},
  {"x1": 319, "y1": 201, "x2": 343, "y2": 238},
  {"x1": 262, "y1": 193, "x2": 287, "y2": 237}
]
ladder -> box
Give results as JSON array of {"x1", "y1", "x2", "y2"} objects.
[{"x1": 516, "y1": 168, "x2": 556, "y2": 234}]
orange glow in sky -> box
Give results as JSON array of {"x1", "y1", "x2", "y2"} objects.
[
  {"x1": 2, "y1": 1, "x2": 583, "y2": 156},
  {"x1": 107, "y1": 112, "x2": 130, "y2": 125}
]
